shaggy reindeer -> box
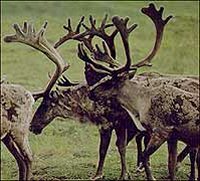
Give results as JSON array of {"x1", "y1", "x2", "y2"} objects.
[
  {"x1": 76, "y1": 3, "x2": 200, "y2": 181},
  {"x1": 1, "y1": 82, "x2": 34, "y2": 180},
  {"x1": 54, "y1": 5, "x2": 199, "y2": 179}
]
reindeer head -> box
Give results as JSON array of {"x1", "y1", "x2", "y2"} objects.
[
  {"x1": 4, "y1": 21, "x2": 72, "y2": 134},
  {"x1": 30, "y1": 84, "x2": 95, "y2": 134}
]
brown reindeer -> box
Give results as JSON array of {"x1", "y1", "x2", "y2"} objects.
[{"x1": 76, "y1": 3, "x2": 199, "y2": 181}]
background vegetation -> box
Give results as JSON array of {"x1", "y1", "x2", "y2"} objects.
[{"x1": 1, "y1": 1, "x2": 199, "y2": 180}]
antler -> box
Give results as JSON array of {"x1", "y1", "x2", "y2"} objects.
[
  {"x1": 77, "y1": 15, "x2": 137, "y2": 75},
  {"x1": 57, "y1": 75, "x2": 78, "y2": 87},
  {"x1": 111, "y1": 16, "x2": 138, "y2": 74},
  {"x1": 77, "y1": 3, "x2": 172, "y2": 77},
  {"x1": 4, "y1": 21, "x2": 69, "y2": 100},
  {"x1": 54, "y1": 15, "x2": 120, "y2": 68},
  {"x1": 131, "y1": 3, "x2": 173, "y2": 68},
  {"x1": 93, "y1": 41, "x2": 121, "y2": 68},
  {"x1": 54, "y1": 16, "x2": 95, "y2": 51},
  {"x1": 78, "y1": 43, "x2": 114, "y2": 75},
  {"x1": 73, "y1": 14, "x2": 118, "y2": 59}
]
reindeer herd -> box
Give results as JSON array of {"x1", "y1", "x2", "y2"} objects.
[{"x1": 1, "y1": 3, "x2": 199, "y2": 181}]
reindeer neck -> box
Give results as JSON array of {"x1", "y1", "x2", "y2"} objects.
[
  {"x1": 58, "y1": 84, "x2": 109, "y2": 125},
  {"x1": 118, "y1": 80, "x2": 153, "y2": 116}
]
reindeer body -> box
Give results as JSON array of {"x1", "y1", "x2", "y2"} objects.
[
  {"x1": 1, "y1": 83, "x2": 34, "y2": 180},
  {"x1": 120, "y1": 80, "x2": 199, "y2": 140},
  {"x1": 91, "y1": 74, "x2": 199, "y2": 180}
]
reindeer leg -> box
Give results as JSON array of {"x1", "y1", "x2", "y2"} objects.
[
  {"x1": 176, "y1": 145, "x2": 190, "y2": 171},
  {"x1": 136, "y1": 133, "x2": 144, "y2": 169},
  {"x1": 188, "y1": 148, "x2": 197, "y2": 181},
  {"x1": 91, "y1": 127, "x2": 113, "y2": 180},
  {"x1": 136, "y1": 133, "x2": 145, "y2": 173},
  {"x1": 142, "y1": 129, "x2": 170, "y2": 181},
  {"x1": 115, "y1": 126, "x2": 130, "y2": 180},
  {"x1": 2, "y1": 134, "x2": 27, "y2": 181},
  {"x1": 136, "y1": 132, "x2": 151, "y2": 173},
  {"x1": 13, "y1": 135, "x2": 33, "y2": 181},
  {"x1": 167, "y1": 138, "x2": 178, "y2": 181},
  {"x1": 11, "y1": 131, "x2": 33, "y2": 180},
  {"x1": 21, "y1": 136, "x2": 33, "y2": 180}
]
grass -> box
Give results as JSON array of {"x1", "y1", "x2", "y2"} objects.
[{"x1": 1, "y1": 1, "x2": 199, "y2": 180}]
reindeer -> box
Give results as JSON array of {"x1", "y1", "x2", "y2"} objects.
[
  {"x1": 76, "y1": 3, "x2": 200, "y2": 181},
  {"x1": 1, "y1": 82, "x2": 34, "y2": 180}
]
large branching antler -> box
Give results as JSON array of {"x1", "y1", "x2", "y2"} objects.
[
  {"x1": 54, "y1": 15, "x2": 119, "y2": 68},
  {"x1": 131, "y1": 3, "x2": 173, "y2": 68},
  {"x1": 73, "y1": 14, "x2": 118, "y2": 59},
  {"x1": 111, "y1": 16, "x2": 138, "y2": 74},
  {"x1": 54, "y1": 16, "x2": 95, "y2": 50},
  {"x1": 77, "y1": 3, "x2": 172, "y2": 77},
  {"x1": 4, "y1": 21, "x2": 69, "y2": 100},
  {"x1": 77, "y1": 15, "x2": 137, "y2": 75}
]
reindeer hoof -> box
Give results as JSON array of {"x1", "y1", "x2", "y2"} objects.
[{"x1": 90, "y1": 174, "x2": 104, "y2": 180}]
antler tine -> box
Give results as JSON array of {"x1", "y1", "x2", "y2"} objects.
[
  {"x1": 77, "y1": 16, "x2": 137, "y2": 76},
  {"x1": 54, "y1": 16, "x2": 87, "y2": 49},
  {"x1": 77, "y1": 43, "x2": 114, "y2": 75},
  {"x1": 93, "y1": 41, "x2": 121, "y2": 68},
  {"x1": 131, "y1": 3, "x2": 173, "y2": 68},
  {"x1": 57, "y1": 75, "x2": 78, "y2": 87},
  {"x1": 4, "y1": 21, "x2": 69, "y2": 100},
  {"x1": 111, "y1": 16, "x2": 138, "y2": 74},
  {"x1": 101, "y1": 14, "x2": 108, "y2": 29},
  {"x1": 73, "y1": 14, "x2": 118, "y2": 59}
]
